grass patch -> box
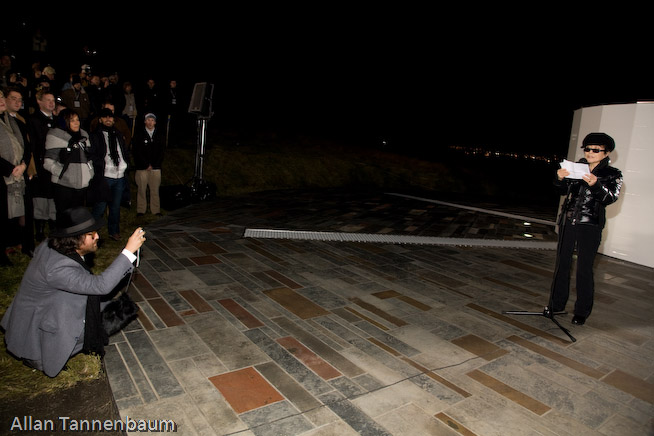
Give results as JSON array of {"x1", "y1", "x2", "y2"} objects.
[{"x1": 162, "y1": 132, "x2": 458, "y2": 196}]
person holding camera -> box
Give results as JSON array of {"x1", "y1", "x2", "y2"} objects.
[
  {"x1": 42, "y1": 109, "x2": 94, "y2": 223},
  {"x1": 1, "y1": 207, "x2": 147, "y2": 377}
]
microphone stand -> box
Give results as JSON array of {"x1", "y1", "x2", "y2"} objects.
[
  {"x1": 503, "y1": 182, "x2": 577, "y2": 343},
  {"x1": 502, "y1": 307, "x2": 576, "y2": 342}
]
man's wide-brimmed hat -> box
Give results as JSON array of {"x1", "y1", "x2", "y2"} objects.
[{"x1": 50, "y1": 207, "x2": 106, "y2": 238}]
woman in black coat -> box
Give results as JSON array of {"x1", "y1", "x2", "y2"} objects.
[{"x1": 549, "y1": 133, "x2": 623, "y2": 325}]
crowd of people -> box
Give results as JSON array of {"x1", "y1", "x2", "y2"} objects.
[{"x1": 0, "y1": 51, "x2": 185, "y2": 266}]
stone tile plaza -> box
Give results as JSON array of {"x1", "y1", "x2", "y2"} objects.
[{"x1": 104, "y1": 190, "x2": 653, "y2": 435}]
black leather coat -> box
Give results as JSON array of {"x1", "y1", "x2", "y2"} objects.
[{"x1": 555, "y1": 156, "x2": 623, "y2": 229}]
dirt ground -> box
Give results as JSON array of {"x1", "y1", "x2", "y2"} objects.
[{"x1": 0, "y1": 372, "x2": 124, "y2": 435}]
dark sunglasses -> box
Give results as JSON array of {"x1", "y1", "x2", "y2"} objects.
[{"x1": 583, "y1": 147, "x2": 606, "y2": 153}]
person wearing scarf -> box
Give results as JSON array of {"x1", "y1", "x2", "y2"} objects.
[
  {"x1": 1, "y1": 207, "x2": 147, "y2": 377},
  {"x1": 88, "y1": 108, "x2": 129, "y2": 241},
  {"x1": 43, "y1": 109, "x2": 94, "y2": 223},
  {"x1": 0, "y1": 90, "x2": 28, "y2": 266}
]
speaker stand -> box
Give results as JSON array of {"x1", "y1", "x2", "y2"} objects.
[
  {"x1": 502, "y1": 307, "x2": 576, "y2": 342},
  {"x1": 190, "y1": 117, "x2": 209, "y2": 197}
]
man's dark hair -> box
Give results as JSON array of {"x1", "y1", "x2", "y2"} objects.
[{"x1": 48, "y1": 235, "x2": 84, "y2": 255}]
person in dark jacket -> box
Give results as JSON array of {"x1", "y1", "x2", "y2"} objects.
[
  {"x1": 548, "y1": 132, "x2": 623, "y2": 325},
  {"x1": 26, "y1": 89, "x2": 57, "y2": 240},
  {"x1": 88, "y1": 109, "x2": 129, "y2": 240},
  {"x1": 132, "y1": 113, "x2": 165, "y2": 216},
  {"x1": 60, "y1": 75, "x2": 91, "y2": 130}
]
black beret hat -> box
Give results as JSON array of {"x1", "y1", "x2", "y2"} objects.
[{"x1": 582, "y1": 132, "x2": 615, "y2": 152}]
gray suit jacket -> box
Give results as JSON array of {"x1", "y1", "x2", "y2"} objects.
[{"x1": 1, "y1": 241, "x2": 133, "y2": 377}]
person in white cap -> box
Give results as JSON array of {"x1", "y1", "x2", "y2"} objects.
[{"x1": 132, "y1": 113, "x2": 165, "y2": 216}]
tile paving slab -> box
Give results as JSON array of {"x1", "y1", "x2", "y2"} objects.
[{"x1": 104, "y1": 189, "x2": 654, "y2": 435}]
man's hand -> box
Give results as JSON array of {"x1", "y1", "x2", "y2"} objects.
[{"x1": 125, "y1": 227, "x2": 146, "y2": 253}]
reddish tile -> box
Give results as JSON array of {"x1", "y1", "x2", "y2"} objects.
[
  {"x1": 602, "y1": 369, "x2": 654, "y2": 403},
  {"x1": 210, "y1": 227, "x2": 232, "y2": 234},
  {"x1": 434, "y1": 413, "x2": 478, "y2": 436},
  {"x1": 373, "y1": 290, "x2": 430, "y2": 311},
  {"x1": 190, "y1": 255, "x2": 222, "y2": 265},
  {"x1": 264, "y1": 270, "x2": 302, "y2": 289},
  {"x1": 148, "y1": 298, "x2": 185, "y2": 327},
  {"x1": 397, "y1": 295, "x2": 431, "y2": 311},
  {"x1": 245, "y1": 243, "x2": 284, "y2": 263},
  {"x1": 218, "y1": 299, "x2": 264, "y2": 328},
  {"x1": 137, "y1": 311, "x2": 155, "y2": 331},
  {"x1": 180, "y1": 309, "x2": 198, "y2": 317},
  {"x1": 192, "y1": 241, "x2": 227, "y2": 255},
  {"x1": 344, "y1": 307, "x2": 389, "y2": 331},
  {"x1": 127, "y1": 284, "x2": 144, "y2": 302},
  {"x1": 209, "y1": 367, "x2": 284, "y2": 414},
  {"x1": 153, "y1": 239, "x2": 169, "y2": 249},
  {"x1": 263, "y1": 288, "x2": 329, "y2": 319},
  {"x1": 132, "y1": 273, "x2": 159, "y2": 299},
  {"x1": 467, "y1": 369, "x2": 550, "y2": 415},
  {"x1": 180, "y1": 289, "x2": 214, "y2": 313},
  {"x1": 276, "y1": 336, "x2": 341, "y2": 380},
  {"x1": 451, "y1": 334, "x2": 508, "y2": 361},
  {"x1": 372, "y1": 290, "x2": 402, "y2": 299},
  {"x1": 349, "y1": 297, "x2": 407, "y2": 327}
]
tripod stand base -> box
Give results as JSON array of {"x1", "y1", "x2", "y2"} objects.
[
  {"x1": 502, "y1": 307, "x2": 577, "y2": 342},
  {"x1": 503, "y1": 308, "x2": 566, "y2": 317},
  {"x1": 188, "y1": 177, "x2": 216, "y2": 202}
]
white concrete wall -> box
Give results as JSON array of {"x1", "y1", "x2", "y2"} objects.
[{"x1": 568, "y1": 103, "x2": 654, "y2": 268}]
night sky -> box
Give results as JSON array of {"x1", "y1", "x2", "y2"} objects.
[{"x1": 6, "y1": 11, "x2": 650, "y2": 156}]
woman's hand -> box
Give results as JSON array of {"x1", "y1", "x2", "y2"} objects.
[
  {"x1": 11, "y1": 162, "x2": 26, "y2": 178},
  {"x1": 582, "y1": 173, "x2": 598, "y2": 186},
  {"x1": 556, "y1": 168, "x2": 570, "y2": 180},
  {"x1": 125, "y1": 227, "x2": 146, "y2": 253}
]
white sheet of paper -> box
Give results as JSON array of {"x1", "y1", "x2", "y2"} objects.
[{"x1": 560, "y1": 160, "x2": 590, "y2": 179}]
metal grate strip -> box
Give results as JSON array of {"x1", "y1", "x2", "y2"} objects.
[{"x1": 243, "y1": 228, "x2": 556, "y2": 250}]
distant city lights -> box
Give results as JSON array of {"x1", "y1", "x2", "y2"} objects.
[{"x1": 448, "y1": 145, "x2": 562, "y2": 164}]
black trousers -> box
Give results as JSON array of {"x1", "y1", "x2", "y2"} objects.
[{"x1": 549, "y1": 219, "x2": 602, "y2": 318}]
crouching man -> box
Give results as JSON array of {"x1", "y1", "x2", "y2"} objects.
[{"x1": 1, "y1": 207, "x2": 147, "y2": 377}]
